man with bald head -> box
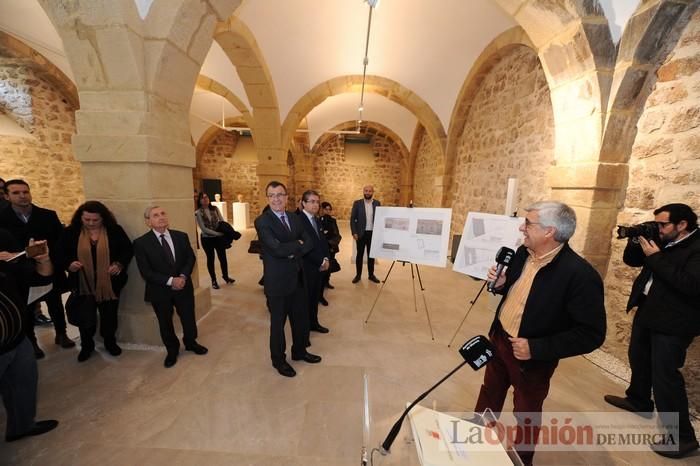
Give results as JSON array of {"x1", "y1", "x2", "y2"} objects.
[{"x1": 350, "y1": 185, "x2": 380, "y2": 283}]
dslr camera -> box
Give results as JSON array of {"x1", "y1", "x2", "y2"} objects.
[{"x1": 616, "y1": 221, "x2": 660, "y2": 242}]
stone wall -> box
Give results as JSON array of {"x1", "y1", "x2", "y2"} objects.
[
  {"x1": 0, "y1": 58, "x2": 82, "y2": 223},
  {"x1": 193, "y1": 131, "x2": 261, "y2": 215},
  {"x1": 312, "y1": 135, "x2": 403, "y2": 220},
  {"x1": 450, "y1": 45, "x2": 554, "y2": 233},
  {"x1": 604, "y1": 11, "x2": 700, "y2": 407},
  {"x1": 412, "y1": 129, "x2": 443, "y2": 207}
]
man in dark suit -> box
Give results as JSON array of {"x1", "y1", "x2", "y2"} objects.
[
  {"x1": 604, "y1": 203, "x2": 699, "y2": 459},
  {"x1": 255, "y1": 181, "x2": 321, "y2": 377},
  {"x1": 476, "y1": 201, "x2": 606, "y2": 466},
  {"x1": 349, "y1": 185, "x2": 380, "y2": 283},
  {"x1": 133, "y1": 206, "x2": 208, "y2": 368},
  {"x1": 297, "y1": 190, "x2": 330, "y2": 335},
  {"x1": 0, "y1": 179, "x2": 75, "y2": 358}
]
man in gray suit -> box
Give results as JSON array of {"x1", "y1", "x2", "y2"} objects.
[
  {"x1": 350, "y1": 185, "x2": 380, "y2": 283},
  {"x1": 133, "y1": 206, "x2": 208, "y2": 368}
]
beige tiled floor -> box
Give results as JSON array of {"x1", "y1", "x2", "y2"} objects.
[{"x1": 1, "y1": 227, "x2": 697, "y2": 465}]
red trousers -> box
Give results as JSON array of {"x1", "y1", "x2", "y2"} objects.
[{"x1": 474, "y1": 323, "x2": 558, "y2": 465}]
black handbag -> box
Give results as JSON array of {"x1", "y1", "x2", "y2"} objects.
[
  {"x1": 329, "y1": 257, "x2": 341, "y2": 274},
  {"x1": 65, "y1": 269, "x2": 97, "y2": 328},
  {"x1": 65, "y1": 292, "x2": 96, "y2": 327},
  {"x1": 248, "y1": 235, "x2": 262, "y2": 254}
]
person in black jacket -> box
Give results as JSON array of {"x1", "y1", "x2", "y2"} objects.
[
  {"x1": 133, "y1": 206, "x2": 208, "y2": 368},
  {"x1": 604, "y1": 203, "x2": 699, "y2": 459},
  {"x1": 319, "y1": 201, "x2": 341, "y2": 303},
  {"x1": 297, "y1": 190, "x2": 330, "y2": 335},
  {"x1": 0, "y1": 179, "x2": 75, "y2": 357},
  {"x1": 56, "y1": 201, "x2": 133, "y2": 362},
  {"x1": 255, "y1": 181, "x2": 321, "y2": 378},
  {"x1": 349, "y1": 185, "x2": 380, "y2": 283},
  {"x1": 474, "y1": 201, "x2": 606, "y2": 466},
  {"x1": 1, "y1": 231, "x2": 58, "y2": 442}
]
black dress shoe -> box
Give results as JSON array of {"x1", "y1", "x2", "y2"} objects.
[
  {"x1": 651, "y1": 438, "x2": 699, "y2": 458},
  {"x1": 77, "y1": 347, "x2": 93, "y2": 362},
  {"x1": 223, "y1": 277, "x2": 235, "y2": 284},
  {"x1": 603, "y1": 395, "x2": 653, "y2": 418},
  {"x1": 310, "y1": 324, "x2": 329, "y2": 334},
  {"x1": 6, "y1": 420, "x2": 59, "y2": 442},
  {"x1": 273, "y1": 361, "x2": 296, "y2": 377},
  {"x1": 105, "y1": 341, "x2": 122, "y2": 356},
  {"x1": 34, "y1": 313, "x2": 52, "y2": 326},
  {"x1": 55, "y1": 333, "x2": 76, "y2": 348},
  {"x1": 352, "y1": 275, "x2": 361, "y2": 283},
  {"x1": 292, "y1": 352, "x2": 322, "y2": 363},
  {"x1": 368, "y1": 275, "x2": 381, "y2": 283},
  {"x1": 164, "y1": 353, "x2": 178, "y2": 368},
  {"x1": 326, "y1": 283, "x2": 335, "y2": 289},
  {"x1": 211, "y1": 281, "x2": 220, "y2": 289},
  {"x1": 319, "y1": 297, "x2": 329, "y2": 306},
  {"x1": 32, "y1": 342, "x2": 45, "y2": 360},
  {"x1": 185, "y1": 342, "x2": 208, "y2": 355}
]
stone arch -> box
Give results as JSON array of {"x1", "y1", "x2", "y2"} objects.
[
  {"x1": 0, "y1": 31, "x2": 78, "y2": 109},
  {"x1": 601, "y1": 0, "x2": 700, "y2": 165},
  {"x1": 309, "y1": 120, "x2": 408, "y2": 216},
  {"x1": 281, "y1": 75, "x2": 447, "y2": 167},
  {"x1": 310, "y1": 120, "x2": 410, "y2": 167},
  {"x1": 444, "y1": 26, "x2": 534, "y2": 206},
  {"x1": 195, "y1": 116, "x2": 248, "y2": 156},
  {"x1": 214, "y1": 15, "x2": 282, "y2": 162},
  {"x1": 195, "y1": 74, "x2": 253, "y2": 126}
]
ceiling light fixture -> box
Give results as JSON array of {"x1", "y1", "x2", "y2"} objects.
[{"x1": 357, "y1": 0, "x2": 378, "y2": 131}]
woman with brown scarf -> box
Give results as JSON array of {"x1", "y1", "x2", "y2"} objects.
[{"x1": 57, "y1": 201, "x2": 133, "y2": 362}]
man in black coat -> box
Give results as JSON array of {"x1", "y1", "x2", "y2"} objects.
[
  {"x1": 0, "y1": 179, "x2": 75, "y2": 357},
  {"x1": 604, "y1": 203, "x2": 700, "y2": 459},
  {"x1": 255, "y1": 181, "x2": 321, "y2": 378},
  {"x1": 1, "y1": 232, "x2": 58, "y2": 442},
  {"x1": 133, "y1": 206, "x2": 208, "y2": 368},
  {"x1": 297, "y1": 190, "x2": 330, "y2": 335},
  {"x1": 349, "y1": 185, "x2": 380, "y2": 283},
  {"x1": 475, "y1": 201, "x2": 606, "y2": 466}
]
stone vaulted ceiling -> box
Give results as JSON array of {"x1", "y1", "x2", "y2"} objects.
[{"x1": 0, "y1": 0, "x2": 639, "y2": 147}]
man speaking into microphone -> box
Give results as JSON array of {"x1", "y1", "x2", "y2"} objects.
[{"x1": 474, "y1": 201, "x2": 606, "y2": 466}]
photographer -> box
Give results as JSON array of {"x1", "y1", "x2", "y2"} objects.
[
  {"x1": 0, "y1": 228, "x2": 58, "y2": 441},
  {"x1": 604, "y1": 203, "x2": 699, "y2": 459}
]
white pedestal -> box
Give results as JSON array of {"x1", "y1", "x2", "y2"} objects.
[
  {"x1": 232, "y1": 202, "x2": 250, "y2": 230},
  {"x1": 211, "y1": 201, "x2": 228, "y2": 222}
]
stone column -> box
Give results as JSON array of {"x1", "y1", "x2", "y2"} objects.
[{"x1": 73, "y1": 91, "x2": 211, "y2": 345}]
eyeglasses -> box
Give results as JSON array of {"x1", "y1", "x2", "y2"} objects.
[
  {"x1": 524, "y1": 219, "x2": 543, "y2": 229},
  {"x1": 267, "y1": 193, "x2": 288, "y2": 199},
  {"x1": 656, "y1": 221, "x2": 673, "y2": 228}
]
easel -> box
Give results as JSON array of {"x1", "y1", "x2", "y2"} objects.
[
  {"x1": 447, "y1": 280, "x2": 488, "y2": 347},
  {"x1": 364, "y1": 260, "x2": 435, "y2": 340}
]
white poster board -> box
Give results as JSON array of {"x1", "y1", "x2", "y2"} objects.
[
  {"x1": 453, "y1": 212, "x2": 523, "y2": 280},
  {"x1": 369, "y1": 207, "x2": 452, "y2": 268}
]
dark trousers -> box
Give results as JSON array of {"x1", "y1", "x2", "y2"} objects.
[
  {"x1": 355, "y1": 230, "x2": 375, "y2": 277},
  {"x1": 79, "y1": 299, "x2": 119, "y2": 350},
  {"x1": 627, "y1": 310, "x2": 696, "y2": 442},
  {"x1": 25, "y1": 288, "x2": 67, "y2": 344},
  {"x1": 474, "y1": 323, "x2": 558, "y2": 466},
  {"x1": 200, "y1": 236, "x2": 230, "y2": 282},
  {"x1": 305, "y1": 267, "x2": 322, "y2": 328},
  {"x1": 0, "y1": 338, "x2": 38, "y2": 438},
  {"x1": 266, "y1": 275, "x2": 308, "y2": 366},
  {"x1": 151, "y1": 291, "x2": 198, "y2": 354}
]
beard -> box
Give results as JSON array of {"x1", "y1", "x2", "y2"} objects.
[{"x1": 364, "y1": 194, "x2": 373, "y2": 200}]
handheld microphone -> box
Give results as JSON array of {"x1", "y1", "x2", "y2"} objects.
[
  {"x1": 486, "y1": 247, "x2": 515, "y2": 293},
  {"x1": 380, "y1": 335, "x2": 495, "y2": 455}
]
